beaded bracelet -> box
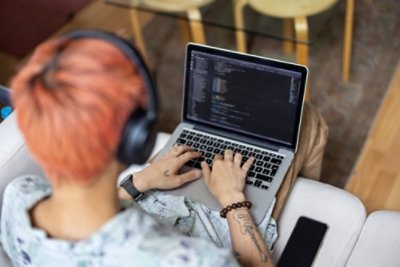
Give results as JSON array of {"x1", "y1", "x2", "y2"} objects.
[{"x1": 220, "y1": 200, "x2": 252, "y2": 218}]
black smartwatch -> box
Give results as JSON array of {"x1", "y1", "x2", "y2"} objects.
[{"x1": 120, "y1": 174, "x2": 144, "y2": 201}]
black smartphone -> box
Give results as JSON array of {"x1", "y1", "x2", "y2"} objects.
[{"x1": 277, "y1": 216, "x2": 328, "y2": 267}]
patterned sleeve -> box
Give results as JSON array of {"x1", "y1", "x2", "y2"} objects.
[{"x1": 157, "y1": 235, "x2": 240, "y2": 267}]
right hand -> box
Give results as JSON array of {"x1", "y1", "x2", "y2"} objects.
[
  {"x1": 201, "y1": 150, "x2": 254, "y2": 207},
  {"x1": 133, "y1": 144, "x2": 202, "y2": 192}
]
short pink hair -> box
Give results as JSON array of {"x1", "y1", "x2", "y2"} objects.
[{"x1": 11, "y1": 37, "x2": 147, "y2": 184}]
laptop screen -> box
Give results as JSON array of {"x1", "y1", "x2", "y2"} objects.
[{"x1": 183, "y1": 44, "x2": 307, "y2": 151}]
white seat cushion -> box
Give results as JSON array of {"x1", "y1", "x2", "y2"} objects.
[
  {"x1": 272, "y1": 178, "x2": 366, "y2": 267},
  {"x1": 346, "y1": 211, "x2": 400, "y2": 267},
  {"x1": 149, "y1": 132, "x2": 171, "y2": 158},
  {"x1": 0, "y1": 113, "x2": 46, "y2": 213}
]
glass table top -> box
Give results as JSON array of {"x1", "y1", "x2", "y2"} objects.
[{"x1": 105, "y1": 0, "x2": 340, "y2": 45}]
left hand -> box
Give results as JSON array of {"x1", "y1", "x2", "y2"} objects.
[{"x1": 133, "y1": 144, "x2": 202, "y2": 192}]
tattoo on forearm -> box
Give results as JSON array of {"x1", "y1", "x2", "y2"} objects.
[
  {"x1": 234, "y1": 251, "x2": 242, "y2": 263},
  {"x1": 163, "y1": 170, "x2": 170, "y2": 177},
  {"x1": 233, "y1": 210, "x2": 269, "y2": 262}
]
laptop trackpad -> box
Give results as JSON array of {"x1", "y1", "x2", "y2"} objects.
[
  {"x1": 164, "y1": 167, "x2": 222, "y2": 212},
  {"x1": 163, "y1": 166, "x2": 270, "y2": 224}
]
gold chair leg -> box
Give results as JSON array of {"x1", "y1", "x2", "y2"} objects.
[
  {"x1": 283, "y1": 19, "x2": 294, "y2": 56},
  {"x1": 129, "y1": 9, "x2": 148, "y2": 61},
  {"x1": 178, "y1": 19, "x2": 192, "y2": 45},
  {"x1": 294, "y1": 16, "x2": 310, "y2": 101},
  {"x1": 234, "y1": 0, "x2": 248, "y2": 53},
  {"x1": 342, "y1": 0, "x2": 354, "y2": 82},
  {"x1": 187, "y1": 9, "x2": 206, "y2": 44}
]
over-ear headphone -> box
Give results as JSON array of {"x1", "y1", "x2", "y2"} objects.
[{"x1": 64, "y1": 30, "x2": 158, "y2": 166}]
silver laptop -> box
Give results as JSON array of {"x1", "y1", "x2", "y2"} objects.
[{"x1": 157, "y1": 43, "x2": 307, "y2": 223}]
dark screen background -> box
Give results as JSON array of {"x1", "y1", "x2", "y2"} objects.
[{"x1": 186, "y1": 51, "x2": 303, "y2": 147}]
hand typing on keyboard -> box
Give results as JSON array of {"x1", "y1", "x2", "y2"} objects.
[
  {"x1": 130, "y1": 144, "x2": 203, "y2": 192},
  {"x1": 201, "y1": 149, "x2": 254, "y2": 207}
]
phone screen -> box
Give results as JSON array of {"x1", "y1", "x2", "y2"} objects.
[{"x1": 277, "y1": 216, "x2": 328, "y2": 267}]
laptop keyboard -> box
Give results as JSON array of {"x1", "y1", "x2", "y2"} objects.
[{"x1": 174, "y1": 129, "x2": 285, "y2": 191}]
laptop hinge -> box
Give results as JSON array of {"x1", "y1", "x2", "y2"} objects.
[{"x1": 193, "y1": 124, "x2": 281, "y2": 152}]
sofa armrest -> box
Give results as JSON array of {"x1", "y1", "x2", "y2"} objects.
[
  {"x1": 0, "y1": 113, "x2": 46, "y2": 212},
  {"x1": 272, "y1": 178, "x2": 367, "y2": 267},
  {"x1": 346, "y1": 211, "x2": 400, "y2": 267}
]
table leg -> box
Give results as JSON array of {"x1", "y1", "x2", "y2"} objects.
[
  {"x1": 294, "y1": 16, "x2": 310, "y2": 101},
  {"x1": 178, "y1": 19, "x2": 192, "y2": 45},
  {"x1": 283, "y1": 19, "x2": 294, "y2": 56},
  {"x1": 234, "y1": 0, "x2": 248, "y2": 53},
  {"x1": 129, "y1": 9, "x2": 148, "y2": 61},
  {"x1": 187, "y1": 9, "x2": 206, "y2": 44},
  {"x1": 342, "y1": 0, "x2": 354, "y2": 82}
]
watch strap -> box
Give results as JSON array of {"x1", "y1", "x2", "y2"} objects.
[{"x1": 120, "y1": 174, "x2": 144, "y2": 201}]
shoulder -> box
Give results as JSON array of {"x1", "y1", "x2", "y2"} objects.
[
  {"x1": 3, "y1": 175, "x2": 50, "y2": 202},
  {"x1": 2, "y1": 175, "x2": 51, "y2": 221},
  {"x1": 0, "y1": 176, "x2": 50, "y2": 262}
]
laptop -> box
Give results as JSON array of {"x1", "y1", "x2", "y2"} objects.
[{"x1": 156, "y1": 43, "x2": 307, "y2": 223}]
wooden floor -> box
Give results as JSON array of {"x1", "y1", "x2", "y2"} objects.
[{"x1": 347, "y1": 63, "x2": 400, "y2": 213}]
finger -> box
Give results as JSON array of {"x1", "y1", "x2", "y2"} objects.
[
  {"x1": 242, "y1": 157, "x2": 255, "y2": 172},
  {"x1": 233, "y1": 153, "x2": 242, "y2": 166},
  {"x1": 214, "y1": 153, "x2": 223, "y2": 161},
  {"x1": 224, "y1": 149, "x2": 233, "y2": 161},
  {"x1": 201, "y1": 161, "x2": 211, "y2": 182},
  {"x1": 177, "y1": 150, "x2": 202, "y2": 165},
  {"x1": 168, "y1": 144, "x2": 193, "y2": 158},
  {"x1": 173, "y1": 169, "x2": 202, "y2": 187}
]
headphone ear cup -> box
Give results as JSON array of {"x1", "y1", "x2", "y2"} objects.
[{"x1": 117, "y1": 108, "x2": 156, "y2": 165}]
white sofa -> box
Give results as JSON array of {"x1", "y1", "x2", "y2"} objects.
[{"x1": 1, "y1": 112, "x2": 400, "y2": 267}]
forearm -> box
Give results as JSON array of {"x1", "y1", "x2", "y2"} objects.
[{"x1": 227, "y1": 208, "x2": 275, "y2": 267}]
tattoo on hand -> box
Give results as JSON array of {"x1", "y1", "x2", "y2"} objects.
[
  {"x1": 233, "y1": 210, "x2": 269, "y2": 262},
  {"x1": 163, "y1": 170, "x2": 170, "y2": 177}
]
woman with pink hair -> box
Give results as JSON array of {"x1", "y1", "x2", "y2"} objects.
[
  {"x1": 1, "y1": 30, "x2": 328, "y2": 267},
  {"x1": 0, "y1": 31, "x2": 279, "y2": 267}
]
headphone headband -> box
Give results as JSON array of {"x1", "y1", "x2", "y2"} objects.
[{"x1": 64, "y1": 30, "x2": 157, "y2": 121}]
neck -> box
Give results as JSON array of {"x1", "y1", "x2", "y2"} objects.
[{"x1": 31, "y1": 161, "x2": 122, "y2": 240}]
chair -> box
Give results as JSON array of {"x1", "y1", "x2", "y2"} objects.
[
  {"x1": 234, "y1": 0, "x2": 355, "y2": 84},
  {"x1": 128, "y1": 0, "x2": 215, "y2": 61}
]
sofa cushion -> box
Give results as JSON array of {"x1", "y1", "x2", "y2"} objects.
[
  {"x1": 346, "y1": 211, "x2": 400, "y2": 267},
  {"x1": 272, "y1": 178, "x2": 366, "y2": 267},
  {"x1": 0, "y1": 113, "x2": 46, "y2": 216}
]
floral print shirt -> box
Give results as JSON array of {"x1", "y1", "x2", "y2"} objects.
[{"x1": 0, "y1": 175, "x2": 277, "y2": 267}]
